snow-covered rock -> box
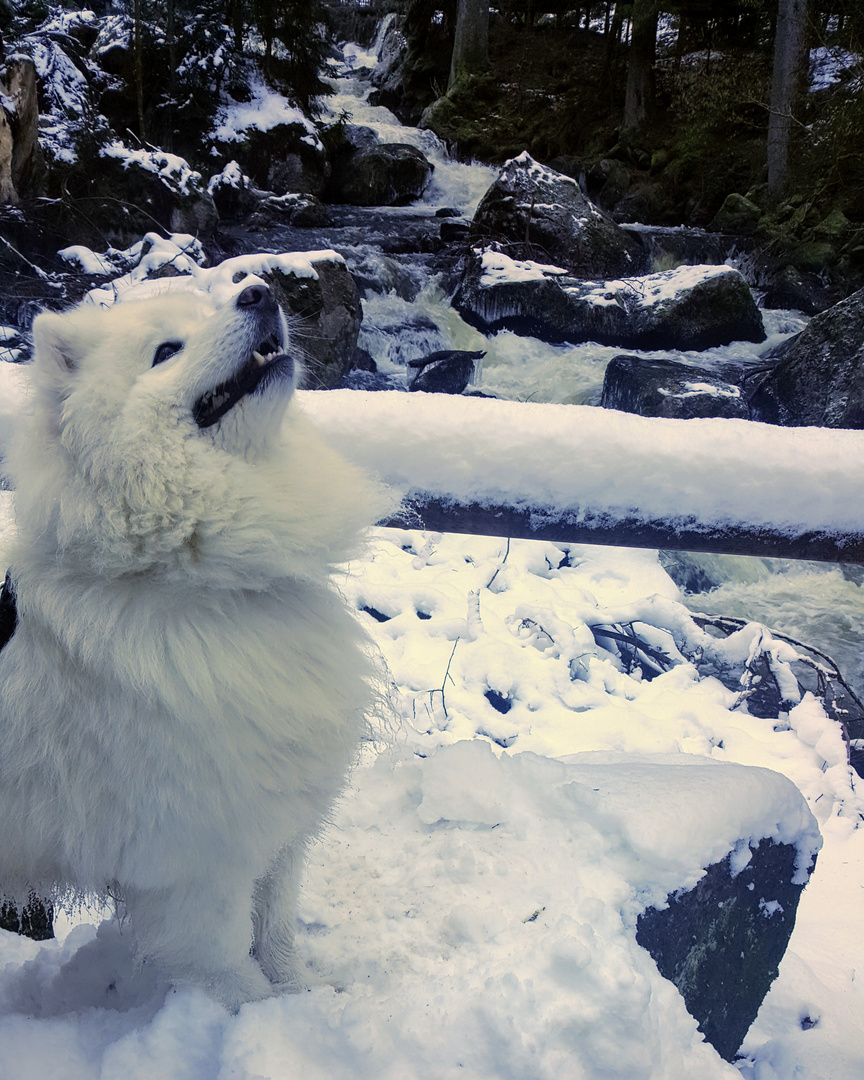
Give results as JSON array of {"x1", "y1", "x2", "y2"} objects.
[
  {"x1": 471, "y1": 152, "x2": 648, "y2": 279},
  {"x1": 454, "y1": 249, "x2": 766, "y2": 351},
  {"x1": 206, "y1": 159, "x2": 257, "y2": 220},
  {"x1": 98, "y1": 141, "x2": 218, "y2": 237},
  {"x1": 211, "y1": 74, "x2": 329, "y2": 198},
  {"x1": 207, "y1": 161, "x2": 332, "y2": 228},
  {"x1": 637, "y1": 835, "x2": 813, "y2": 1061}
]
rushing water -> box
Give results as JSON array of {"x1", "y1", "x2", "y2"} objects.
[{"x1": 227, "y1": 38, "x2": 864, "y2": 699}]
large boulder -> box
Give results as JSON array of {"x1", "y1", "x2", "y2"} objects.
[
  {"x1": 207, "y1": 161, "x2": 331, "y2": 229},
  {"x1": 749, "y1": 285, "x2": 864, "y2": 427},
  {"x1": 206, "y1": 160, "x2": 260, "y2": 221},
  {"x1": 708, "y1": 193, "x2": 762, "y2": 237},
  {"x1": 557, "y1": 753, "x2": 819, "y2": 1065},
  {"x1": 211, "y1": 92, "x2": 331, "y2": 199},
  {"x1": 470, "y1": 152, "x2": 647, "y2": 279},
  {"x1": 453, "y1": 249, "x2": 766, "y2": 351},
  {"x1": 756, "y1": 261, "x2": 845, "y2": 315},
  {"x1": 97, "y1": 142, "x2": 219, "y2": 238},
  {"x1": 602, "y1": 354, "x2": 750, "y2": 420},
  {"x1": 637, "y1": 838, "x2": 813, "y2": 1062},
  {"x1": 263, "y1": 256, "x2": 362, "y2": 389},
  {"x1": 252, "y1": 127, "x2": 331, "y2": 199},
  {"x1": 335, "y1": 142, "x2": 434, "y2": 207}
]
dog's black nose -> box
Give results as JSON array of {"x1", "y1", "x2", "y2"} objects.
[{"x1": 236, "y1": 283, "x2": 269, "y2": 308}]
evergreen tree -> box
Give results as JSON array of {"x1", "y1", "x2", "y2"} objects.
[{"x1": 255, "y1": 0, "x2": 333, "y2": 111}]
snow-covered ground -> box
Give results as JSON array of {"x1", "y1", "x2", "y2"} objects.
[
  {"x1": 809, "y1": 45, "x2": 862, "y2": 92},
  {"x1": 0, "y1": 412, "x2": 863, "y2": 1077}
]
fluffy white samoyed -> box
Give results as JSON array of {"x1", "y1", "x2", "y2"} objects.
[{"x1": 0, "y1": 279, "x2": 392, "y2": 1009}]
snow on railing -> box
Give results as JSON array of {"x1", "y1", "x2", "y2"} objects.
[{"x1": 299, "y1": 390, "x2": 864, "y2": 564}]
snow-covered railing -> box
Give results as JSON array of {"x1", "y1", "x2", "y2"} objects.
[{"x1": 301, "y1": 391, "x2": 864, "y2": 564}]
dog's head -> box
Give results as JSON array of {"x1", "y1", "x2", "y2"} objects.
[
  {"x1": 14, "y1": 274, "x2": 390, "y2": 587},
  {"x1": 21, "y1": 280, "x2": 390, "y2": 582},
  {"x1": 31, "y1": 279, "x2": 296, "y2": 461}
]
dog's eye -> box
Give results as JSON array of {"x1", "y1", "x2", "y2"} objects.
[{"x1": 152, "y1": 341, "x2": 183, "y2": 367}]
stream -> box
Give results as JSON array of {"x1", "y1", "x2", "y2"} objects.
[{"x1": 222, "y1": 36, "x2": 864, "y2": 701}]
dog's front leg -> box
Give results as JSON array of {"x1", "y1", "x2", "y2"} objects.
[
  {"x1": 124, "y1": 876, "x2": 274, "y2": 1011},
  {"x1": 251, "y1": 843, "x2": 306, "y2": 990}
]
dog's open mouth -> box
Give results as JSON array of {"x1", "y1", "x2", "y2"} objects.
[{"x1": 194, "y1": 335, "x2": 292, "y2": 429}]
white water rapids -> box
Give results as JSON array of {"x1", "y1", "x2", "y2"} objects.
[{"x1": 323, "y1": 41, "x2": 864, "y2": 699}]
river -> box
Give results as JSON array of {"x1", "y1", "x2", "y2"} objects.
[{"x1": 222, "y1": 33, "x2": 864, "y2": 703}]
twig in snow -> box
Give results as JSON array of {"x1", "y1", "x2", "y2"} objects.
[
  {"x1": 428, "y1": 637, "x2": 460, "y2": 722},
  {"x1": 485, "y1": 537, "x2": 511, "y2": 590},
  {"x1": 0, "y1": 234, "x2": 56, "y2": 282}
]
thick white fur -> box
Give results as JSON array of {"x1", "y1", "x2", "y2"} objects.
[{"x1": 0, "y1": 282, "x2": 393, "y2": 1009}]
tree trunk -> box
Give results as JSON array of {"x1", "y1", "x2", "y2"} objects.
[
  {"x1": 165, "y1": 0, "x2": 175, "y2": 151},
  {"x1": 622, "y1": 0, "x2": 658, "y2": 133},
  {"x1": 767, "y1": 0, "x2": 809, "y2": 193},
  {"x1": 133, "y1": 0, "x2": 145, "y2": 141},
  {"x1": 228, "y1": 0, "x2": 245, "y2": 54},
  {"x1": 448, "y1": 0, "x2": 489, "y2": 89}
]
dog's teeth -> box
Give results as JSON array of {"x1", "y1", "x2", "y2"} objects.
[{"x1": 253, "y1": 350, "x2": 267, "y2": 366}]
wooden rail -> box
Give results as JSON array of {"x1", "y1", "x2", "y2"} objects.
[{"x1": 380, "y1": 497, "x2": 864, "y2": 564}]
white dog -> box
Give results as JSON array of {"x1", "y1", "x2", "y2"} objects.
[{"x1": 0, "y1": 280, "x2": 391, "y2": 1009}]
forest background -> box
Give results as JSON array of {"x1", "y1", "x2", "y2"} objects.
[{"x1": 1, "y1": 0, "x2": 863, "y2": 296}]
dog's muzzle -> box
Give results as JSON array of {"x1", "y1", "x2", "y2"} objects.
[{"x1": 193, "y1": 284, "x2": 294, "y2": 429}]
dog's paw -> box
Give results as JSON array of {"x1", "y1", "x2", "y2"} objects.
[
  {"x1": 262, "y1": 959, "x2": 309, "y2": 995},
  {"x1": 198, "y1": 959, "x2": 278, "y2": 1013}
]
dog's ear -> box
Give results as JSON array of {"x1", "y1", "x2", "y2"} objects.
[{"x1": 31, "y1": 310, "x2": 91, "y2": 375}]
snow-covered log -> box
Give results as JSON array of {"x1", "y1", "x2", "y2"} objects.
[{"x1": 300, "y1": 391, "x2": 864, "y2": 564}]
